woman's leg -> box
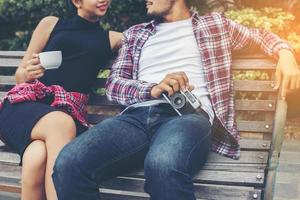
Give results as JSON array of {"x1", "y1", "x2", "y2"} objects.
[
  {"x1": 21, "y1": 140, "x2": 47, "y2": 200},
  {"x1": 30, "y1": 111, "x2": 76, "y2": 200}
]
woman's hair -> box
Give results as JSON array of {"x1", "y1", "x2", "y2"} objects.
[{"x1": 65, "y1": 0, "x2": 77, "y2": 16}]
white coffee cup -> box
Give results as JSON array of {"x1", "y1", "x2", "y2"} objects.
[{"x1": 39, "y1": 51, "x2": 62, "y2": 70}]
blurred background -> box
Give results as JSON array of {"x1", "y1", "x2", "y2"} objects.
[{"x1": 0, "y1": 0, "x2": 299, "y2": 57}]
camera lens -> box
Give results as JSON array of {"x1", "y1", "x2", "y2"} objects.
[
  {"x1": 170, "y1": 93, "x2": 186, "y2": 109},
  {"x1": 174, "y1": 97, "x2": 182, "y2": 105}
]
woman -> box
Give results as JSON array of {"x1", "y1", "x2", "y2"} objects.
[{"x1": 0, "y1": 0, "x2": 122, "y2": 199}]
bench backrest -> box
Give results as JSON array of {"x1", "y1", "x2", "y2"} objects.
[{"x1": 0, "y1": 51, "x2": 283, "y2": 141}]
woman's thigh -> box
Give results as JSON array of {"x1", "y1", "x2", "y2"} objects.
[{"x1": 0, "y1": 101, "x2": 58, "y2": 157}]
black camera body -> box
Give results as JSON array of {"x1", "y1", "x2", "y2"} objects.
[{"x1": 162, "y1": 90, "x2": 201, "y2": 116}]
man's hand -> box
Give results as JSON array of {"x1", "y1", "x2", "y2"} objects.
[
  {"x1": 150, "y1": 72, "x2": 194, "y2": 98},
  {"x1": 274, "y1": 49, "x2": 300, "y2": 100}
]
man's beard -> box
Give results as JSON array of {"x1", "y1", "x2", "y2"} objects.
[
  {"x1": 147, "y1": 13, "x2": 165, "y2": 23},
  {"x1": 147, "y1": 0, "x2": 175, "y2": 22}
]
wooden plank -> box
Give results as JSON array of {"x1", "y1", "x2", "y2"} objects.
[
  {"x1": 0, "y1": 92, "x2": 6, "y2": 99},
  {"x1": 232, "y1": 59, "x2": 276, "y2": 70},
  {"x1": 0, "y1": 176, "x2": 21, "y2": 193},
  {"x1": 100, "y1": 190, "x2": 149, "y2": 200},
  {"x1": 87, "y1": 105, "x2": 121, "y2": 115},
  {"x1": 235, "y1": 100, "x2": 276, "y2": 111},
  {"x1": 0, "y1": 58, "x2": 21, "y2": 68},
  {"x1": 0, "y1": 161, "x2": 264, "y2": 195},
  {"x1": 0, "y1": 173, "x2": 262, "y2": 200},
  {"x1": 0, "y1": 51, "x2": 24, "y2": 58},
  {"x1": 239, "y1": 138, "x2": 270, "y2": 151},
  {"x1": 232, "y1": 52, "x2": 268, "y2": 59},
  {"x1": 234, "y1": 80, "x2": 276, "y2": 92},
  {"x1": 124, "y1": 169, "x2": 264, "y2": 187},
  {"x1": 202, "y1": 163, "x2": 266, "y2": 172},
  {"x1": 88, "y1": 94, "x2": 117, "y2": 106},
  {"x1": 101, "y1": 178, "x2": 262, "y2": 199},
  {"x1": 237, "y1": 120, "x2": 273, "y2": 133},
  {"x1": 0, "y1": 191, "x2": 20, "y2": 200},
  {"x1": 0, "y1": 76, "x2": 15, "y2": 85},
  {"x1": 0, "y1": 150, "x2": 268, "y2": 168}
]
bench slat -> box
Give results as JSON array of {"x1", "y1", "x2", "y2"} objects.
[
  {"x1": 237, "y1": 120, "x2": 273, "y2": 133},
  {"x1": 232, "y1": 59, "x2": 275, "y2": 70},
  {"x1": 101, "y1": 178, "x2": 262, "y2": 199},
  {"x1": 234, "y1": 80, "x2": 275, "y2": 92},
  {"x1": 0, "y1": 161, "x2": 263, "y2": 198},
  {"x1": 0, "y1": 51, "x2": 24, "y2": 58},
  {"x1": 0, "y1": 76, "x2": 15, "y2": 85},
  {"x1": 0, "y1": 174, "x2": 262, "y2": 200},
  {"x1": 0, "y1": 92, "x2": 5, "y2": 99},
  {"x1": 99, "y1": 187, "x2": 261, "y2": 200},
  {"x1": 0, "y1": 58, "x2": 21, "y2": 67},
  {"x1": 122, "y1": 169, "x2": 264, "y2": 187},
  {"x1": 235, "y1": 100, "x2": 275, "y2": 111}
]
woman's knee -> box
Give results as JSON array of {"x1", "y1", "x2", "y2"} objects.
[
  {"x1": 22, "y1": 140, "x2": 47, "y2": 171},
  {"x1": 31, "y1": 111, "x2": 76, "y2": 141}
]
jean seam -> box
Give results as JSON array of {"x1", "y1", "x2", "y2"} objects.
[
  {"x1": 90, "y1": 142, "x2": 148, "y2": 181},
  {"x1": 184, "y1": 129, "x2": 211, "y2": 173}
]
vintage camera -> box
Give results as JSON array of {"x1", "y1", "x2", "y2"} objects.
[{"x1": 162, "y1": 90, "x2": 201, "y2": 116}]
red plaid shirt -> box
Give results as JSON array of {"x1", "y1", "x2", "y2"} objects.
[
  {"x1": 106, "y1": 12, "x2": 293, "y2": 159},
  {"x1": 0, "y1": 80, "x2": 89, "y2": 127}
]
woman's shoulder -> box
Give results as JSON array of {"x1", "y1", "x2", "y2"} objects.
[
  {"x1": 34, "y1": 16, "x2": 59, "y2": 36},
  {"x1": 38, "y1": 16, "x2": 59, "y2": 28}
]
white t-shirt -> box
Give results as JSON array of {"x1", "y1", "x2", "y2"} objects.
[{"x1": 130, "y1": 18, "x2": 214, "y2": 124}]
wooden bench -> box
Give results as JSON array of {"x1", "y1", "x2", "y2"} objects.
[{"x1": 0, "y1": 51, "x2": 288, "y2": 200}]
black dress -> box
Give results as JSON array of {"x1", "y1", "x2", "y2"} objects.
[{"x1": 0, "y1": 15, "x2": 112, "y2": 160}]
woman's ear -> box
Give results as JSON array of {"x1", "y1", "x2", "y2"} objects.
[{"x1": 71, "y1": 0, "x2": 82, "y2": 9}]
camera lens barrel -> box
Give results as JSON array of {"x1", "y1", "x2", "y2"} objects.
[{"x1": 170, "y1": 93, "x2": 186, "y2": 109}]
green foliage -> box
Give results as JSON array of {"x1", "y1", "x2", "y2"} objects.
[
  {"x1": 225, "y1": 8, "x2": 295, "y2": 35},
  {"x1": 225, "y1": 7, "x2": 300, "y2": 54},
  {"x1": 0, "y1": 0, "x2": 147, "y2": 50},
  {"x1": 233, "y1": 70, "x2": 269, "y2": 81}
]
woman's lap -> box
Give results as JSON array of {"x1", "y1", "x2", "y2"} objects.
[{"x1": 0, "y1": 101, "x2": 87, "y2": 164}]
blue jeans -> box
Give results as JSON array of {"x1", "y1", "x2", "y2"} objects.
[{"x1": 52, "y1": 104, "x2": 212, "y2": 200}]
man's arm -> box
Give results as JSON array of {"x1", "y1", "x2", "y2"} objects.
[
  {"x1": 106, "y1": 32, "x2": 156, "y2": 106},
  {"x1": 225, "y1": 16, "x2": 300, "y2": 99}
]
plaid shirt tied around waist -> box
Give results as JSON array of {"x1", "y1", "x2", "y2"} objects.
[
  {"x1": 0, "y1": 80, "x2": 89, "y2": 127},
  {"x1": 106, "y1": 12, "x2": 293, "y2": 159}
]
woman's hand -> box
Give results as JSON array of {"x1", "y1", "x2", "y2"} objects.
[{"x1": 18, "y1": 53, "x2": 45, "y2": 83}]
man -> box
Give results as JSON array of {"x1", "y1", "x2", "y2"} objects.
[{"x1": 52, "y1": 0, "x2": 300, "y2": 199}]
